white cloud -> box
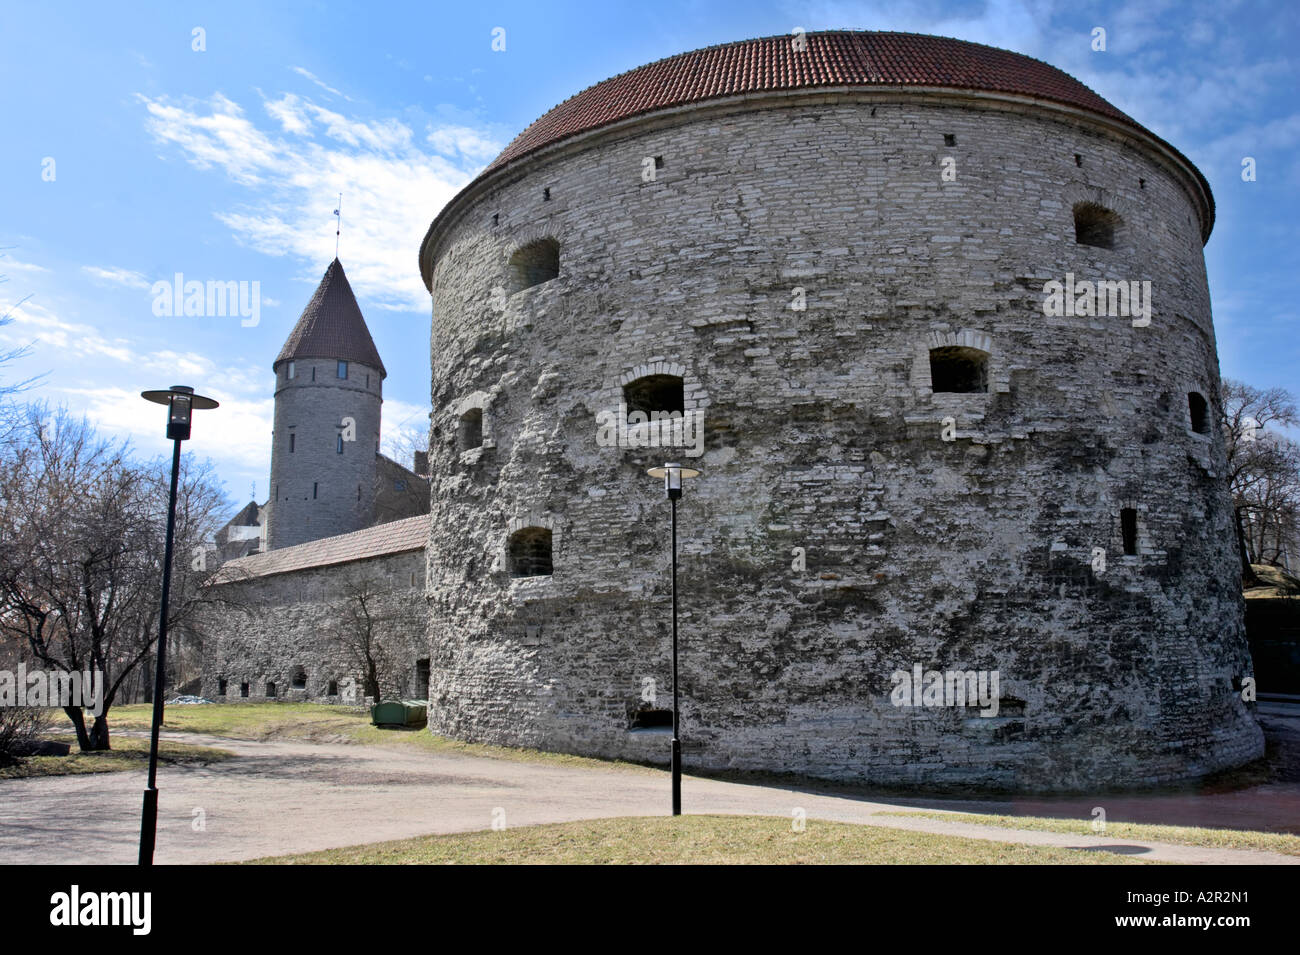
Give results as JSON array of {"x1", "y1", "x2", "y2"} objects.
[
  {"x1": 64, "y1": 383, "x2": 274, "y2": 479},
  {"x1": 82, "y1": 265, "x2": 152, "y2": 290},
  {"x1": 138, "y1": 91, "x2": 502, "y2": 311},
  {"x1": 1, "y1": 298, "x2": 136, "y2": 363}
]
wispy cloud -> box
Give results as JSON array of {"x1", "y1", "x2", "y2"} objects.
[
  {"x1": 0, "y1": 256, "x2": 49, "y2": 275},
  {"x1": 291, "y1": 66, "x2": 350, "y2": 100},
  {"x1": 138, "y1": 91, "x2": 502, "y2": 311},
  {"x1": 82, "y1": 265, "x2": 152, "y2": 290}
]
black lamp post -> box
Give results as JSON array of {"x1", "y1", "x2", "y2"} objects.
[
  {"x1": 138, "y1": 385, "x2": 218, "y2": 866},
  {"x1": 646, "y1": 461, "x2": 701, "y2": 816}
]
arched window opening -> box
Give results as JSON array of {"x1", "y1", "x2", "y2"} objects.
[
  {"x1": 508, "y1": 527, "x2": 553, "y2": 578},
  {"x1": 291, "y1": 666, "x2": 307, "y2": 690},
  {"x1": 507, "y1": 238, "x2": 560, "y2": 292},
  {"x1": 1188, "y1": 392, "x2": 1210, "y2": 434},
  {"x1": 1074, "y1": 202, "x2": 1121, "y2": 249},
  {"x1": 929, "y1": 347, "x2": 988, "y2": 394},
  {"x1": 624, "y1": 374, "x2": 684, "y2": 420},
  {"x1": 458, "y1": 408, "x2": 484, "y2": 451}
]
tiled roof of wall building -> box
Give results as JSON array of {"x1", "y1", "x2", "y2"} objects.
[{"x1": 211, "y1": 514, "x2": 426, "y2": 582}]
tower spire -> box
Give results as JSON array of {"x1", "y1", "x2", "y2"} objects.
[{"x1": 333, "y1": 194, "x2": 342, "y2": 259}]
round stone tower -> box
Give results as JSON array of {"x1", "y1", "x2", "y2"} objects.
[
  {"x1": 417, "y1": 31, "x2": 1263, "y2": 790},
  {"x1": 268, "y1": 258, "x2": 385, "y2": 551}
]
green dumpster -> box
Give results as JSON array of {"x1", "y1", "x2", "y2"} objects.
[{"x1": 370, "y1": 699, "x2": 428, "y2": 727}]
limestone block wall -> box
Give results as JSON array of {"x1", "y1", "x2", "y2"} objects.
[
  {"x1": 269, "y1": 357, "x2": 383, "y2": 550},
  {"x1": 197, "y1": 549, "x2": 428, "y2": 703},
  {"x1": 422, "y1": 92, "x2": 1262, "y2": 790}
]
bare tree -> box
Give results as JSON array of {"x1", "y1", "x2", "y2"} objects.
[
  {"x1": 329, "y1": 571, "x2": 403, "y2": 702},
  {"x1": 1222, "y1": 379, "x2": 1300, "y2": 576},
  {"x1": 0, "y1": 405, "x2": 228, "y2": 750}
]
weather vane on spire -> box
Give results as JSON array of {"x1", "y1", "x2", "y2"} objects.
[{"x1": 333, "y1": 193, "x2": 342, "y2": 259}]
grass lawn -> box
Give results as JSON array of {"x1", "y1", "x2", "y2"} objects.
[
  {"x1": 93, "y1": 703, "x2": 653, "y2": 774},
  {"x1": 0, "y1": 735, "x2": 234, "y2": 780},
  {"x1": 879, "y1": 810, "x2": 1300, "y2": 857},
  {"x1": 243, "y1": 814, "x2": 1155, "y2": 865}
]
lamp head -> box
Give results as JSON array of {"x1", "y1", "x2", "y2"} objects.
[
  {"x1": 647, "y1": 462, "x2": 702, "y2": 500},
  {"x1": 141, "y1": 385, "x2": 219, "y2": 442}
]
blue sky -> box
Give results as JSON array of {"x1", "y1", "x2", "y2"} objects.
[{"x1": 1, "y1": 0, "x2": 1296, "y2": 513}]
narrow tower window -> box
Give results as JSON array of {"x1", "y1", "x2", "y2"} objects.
[
  {"x1": 337, "y1": 434, "x2": 344, "y2": 454},
  {"x1": 458, "y1": 408, "x2": 484, "y2": 451},
  {"x1": 337, "y1": 360, "x2": 348, "y2": 379},
  {"x1": 1121, "y1": 508, "x2": 1139, "y2": 556},
  {"x1": 289, "y1": 433, "x2": 295, "y2": 453},
  {"x1": 313, "y1": 482, "x2": 318, "y2": 499},
  {"x1": 1188, "y1": 392, "x2": 1210, "y2": 434},
  {"x1": 287, "y1": 361, "x2": 296, "y2": 379}
]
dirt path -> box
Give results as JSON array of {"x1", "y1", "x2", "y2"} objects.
[{"x1": 0, "y1": 729, "x2": 1295, "y2": 865}]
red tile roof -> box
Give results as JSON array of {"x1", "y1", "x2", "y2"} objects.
[
  {"x1": 485, "y1": 31, "x2": 1142, "y2": 173},
  {"x1": 276, "y1": 258, "x2": 386, "y2": 376},
  {"x1": 212, "y1": 514, "x2": 426, "y2": 582}
]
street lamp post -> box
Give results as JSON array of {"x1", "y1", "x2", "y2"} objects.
[
  {"x1": 138, "y1": 385, "x2": 218, "y2": 866},
  {"x1": 646, "y1": 462, "x2": 701, "y2": 816}
]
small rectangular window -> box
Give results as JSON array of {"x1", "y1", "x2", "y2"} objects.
[
  {"x1": 289, "y1": 432, "x2": 295, "y2": 453},
  {"x1": 240, "y1": 682, "x2": 249, "y2": 698},
  {"x1": 266, "y1": 682, "x2": 277, "y2": 698},
  {"x1": 287, "y1": 361, "x2": 296, "y2": 379},
  {"x1": 337, "y1": 434, "x2": 344, "y2": 454},
  {"x1": 218, "y1": 678, "x2": 228, "y2": 695},
  {"x1": 338, "y1": 360, "x2": 348, "y2": 379},
  {"x1": 313, "y1": 481, "x2": 318, "y2": 499},
  {"x1": 311, "y1": 367, "x2": 316, "y2": 381}
]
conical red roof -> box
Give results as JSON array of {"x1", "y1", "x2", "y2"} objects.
[{"x1": 275, "y1": 259, "x2": 386, "y2": 377}]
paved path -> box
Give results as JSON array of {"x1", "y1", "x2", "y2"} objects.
[{"x1": 0, "y1": 728, "x2": 1295, "y2": 865}]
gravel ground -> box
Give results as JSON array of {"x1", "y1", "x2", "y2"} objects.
[{"x1": 2, "y1": 714, "x2": 1297, "y2": 865}]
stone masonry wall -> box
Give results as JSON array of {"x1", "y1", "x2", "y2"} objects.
[
  {"x1": 423, "y1": 92, "x2": 1263, "y2": 791},
  {"x1": 198, "y1": 549, "x2": 427, "y2": 703}
]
